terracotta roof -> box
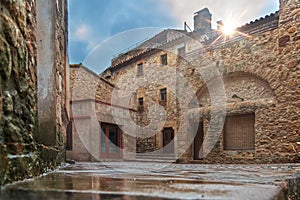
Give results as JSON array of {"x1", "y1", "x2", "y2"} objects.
[{"x1": 237, "y1": 11, "x2": 279, "y2": 33}]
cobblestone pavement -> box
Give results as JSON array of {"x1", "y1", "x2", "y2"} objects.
[{"x1": 1, "y1": 162, "x2": 300, "y2": 199}]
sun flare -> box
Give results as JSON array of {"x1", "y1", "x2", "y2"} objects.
[{"x1": 222, "y1": 21, "x2": 236, "y2": 35}]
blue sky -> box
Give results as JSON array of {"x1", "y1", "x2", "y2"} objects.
[{"x1": 69, "y1": 0, "x2": 279, "y2": 74}]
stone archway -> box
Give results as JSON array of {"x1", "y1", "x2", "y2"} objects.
[
  {"x1": 195, "y1": 72, "x2": 275, "y2": 107},
  {"x1": 189, "y1": 72, "x2": 276, "y2": 161}
]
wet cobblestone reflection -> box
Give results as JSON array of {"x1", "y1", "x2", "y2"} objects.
[{"x1": 1, "y1": 162, "x2": 299, "y2": 199}]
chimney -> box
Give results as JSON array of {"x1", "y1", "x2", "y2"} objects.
[
  {"x1": 193, "y1": 8, "x2": 212, "y2": 34},
  {"x1": 217, "y1": 20, "x2": 223, "y2": 32}
]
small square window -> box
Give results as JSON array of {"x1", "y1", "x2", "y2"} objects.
[
  {"x1": 177, "y1": 46, "x2": 185, "y2": 56},
  {"x1": 161, "y1": 54, "x2": 168, "y2": 65},
  {"x1": 160, "y1": 88, "x2": 167, "y2": 102},
  {"x1": 137, "y1": 63, "x2": 143, "y2": 76},
  {"x1": 138, "y1": 97, "x2": 144, "y2": 111},
  {"x1": 138, "y1": 97, "x2": 144, "y2": 106}
]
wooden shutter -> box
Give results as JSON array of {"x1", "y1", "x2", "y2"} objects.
[{"x1": 224, "y1": 114, "x2": 255, "y2": 150}]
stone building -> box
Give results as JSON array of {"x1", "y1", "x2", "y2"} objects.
[
  {"x1": 68, "y1": 64, "x2": 136, "y2": 161},
  {"x1": 1, "y1": 0, "x2": 297, "y2": 190},
  {"x1": 96, "y1": 0, "x2": 300, "y2": 163},
  {"x1": 0, "y1": 0, "x2": 69, "y2": 186}
]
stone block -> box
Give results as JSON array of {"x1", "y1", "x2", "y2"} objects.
[{"x1": 279, "y1": 35, "x2": 290, "y2": 47}]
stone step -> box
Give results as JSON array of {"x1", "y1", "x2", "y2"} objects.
[
  {"x1": 134, "y1": 157, "x2": 176, "y2": 162},
  {"x1": 136, "y1": 153, "x2": 175, "y2": 158},
  {"x1": 136, "y1": 153, "x2": 174, "y2": 156},
  {"x1": 132, "y1": 158, "x2": 175, "y2": 163},
  {"x1": 135, "y1": 153, "x2": 176, "y2": 162}
]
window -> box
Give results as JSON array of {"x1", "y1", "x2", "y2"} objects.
[
  {"x1": 137, "y1": 63, "x2": 143, "y2": 76},
  {"x1": 138, "y1": 97, "x2": 144, "y2": 111},
  {"x1": 138, "y1": 97, "x2": 144, "y2": 106},
  {"x1": 160, "y1": 88, "x2": 167, "y2": 102},
  {"x1": 177, "y1": 46, "x2": 185, "y2": 56},
  {"x1": 224, "y1": 114, "x2": 255, "y2": 151},
  {"x1": 161, "y1": 54, "x2": 168, "y2": 65}
]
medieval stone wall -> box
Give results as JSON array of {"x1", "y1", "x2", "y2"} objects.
[
  {"x1": 107, "y1": 47, "x2": 182, "y2": 153},
  {"x1": 177, "y1": 0, "x2": 300, "y2": 163},
  {"x1": 105, "y1": 29, "x2": 216, "y2": 154},
  {"x1": 0, "y1": 0, "x2": 38, "y2": 186},
  {"x1": 55, "y1": 0, "x2": 69, "y2": 144},
  {"x1": 70, "y1": 65, "x2": 114, "y2": 102},
  {"x1": 0, "y1": 0, "x2": 68, "y2": 186},
  {"x1": 68, "y1": 65, "x2": 136, "y2": 161},
  {"x1": 102, "y1": 0, "x2": 299, "y2": 163}
]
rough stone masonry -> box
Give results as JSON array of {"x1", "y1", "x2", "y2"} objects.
[
  {"x1": 97, "y1": 0, "x2": 300, "y2": 164},
  {"x1": 0, "y1": 0, "x2": 69, "y2": 186}
]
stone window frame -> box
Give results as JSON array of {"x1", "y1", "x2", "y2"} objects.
[
  {"x1": 137, "y1": 63, "x2": 143, "y2": 76},
  {"x1": 160, "y1": 53, "x2": 168, "y2": 65},
  {"x1": 177, "y1": 46, "x2": 186, "y2": 57},
  {"x1": 159, "y1": 87, "x2": 167, "y2": 106},
  {"x1": 138, "y1": 97, "x2": 144, "y2": 111}
]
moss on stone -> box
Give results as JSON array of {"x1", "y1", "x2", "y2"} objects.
[{"x1": 0, "y1": 36, "x2": 12, "y2": 80}]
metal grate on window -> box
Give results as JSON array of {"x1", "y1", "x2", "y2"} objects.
[{"x1": 224, "y1": 114, "x2": 255, "y2": 151}]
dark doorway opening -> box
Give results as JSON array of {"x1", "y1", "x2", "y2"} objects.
[
  {"x1": 163, "y1": 127, "x2": 174, "y2": 154},
  {"x1": 193, "y1": 122, "x2": 204, "y2": 160},
  {"x1": 100, "y1": 123, "x2": 123, "y2": 159},
  {"x1": 66, "y1": 121, "x2": 73, "y2": 150}
]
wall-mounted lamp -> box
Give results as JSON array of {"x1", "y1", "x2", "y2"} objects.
[{"x1": 232, "y1": 94, "x2": 244, "y2": 101}]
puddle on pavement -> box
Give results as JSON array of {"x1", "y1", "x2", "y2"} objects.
[
  {"x1": 3, "y1": 173, "x2": 243, "y2": 191},
  {"x1": 0, "y1": 172, "x2": 281, "y2": 200},
  {"x1": 1, "y1": 189, "x2": 171, "y2": 200},
  {"x1": 1, "y1": 162, "x2": 293, "y2": 200},
  {"x1": 0, "y1": 172, "x2": 250, "y2": 200}
]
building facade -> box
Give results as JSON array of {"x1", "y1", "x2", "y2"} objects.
[
  {"x1": 69, "y1": 0, "x2": 300, "y2": 164},
  {"x1": 68, "y1": 64, "x2": 136, "y2": 161}
]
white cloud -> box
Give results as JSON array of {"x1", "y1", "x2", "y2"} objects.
[
  {"x1": 163, "y1": 0, "x2": 279, "y2": 29},
  {"x1": 72, "y1": 23, "x2": 99, "y2": 50},
  {"x1": 74, "y1": 24, "x2": 90, "y2": 40}
]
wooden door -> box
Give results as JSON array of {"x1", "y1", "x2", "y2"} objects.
[
  {"x1": 100, "y1": 123, "x2": 122, "y2": 159},
  {"x1": 163, "y1": 128, "x2": 174, "y2": 154},
  {"x1": 194, "y1": 122, "x2": 204, "y2": 160}
]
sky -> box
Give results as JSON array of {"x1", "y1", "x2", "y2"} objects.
[{"x1": 69, "y1": 0, "x2": 279, "y2": 74}]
